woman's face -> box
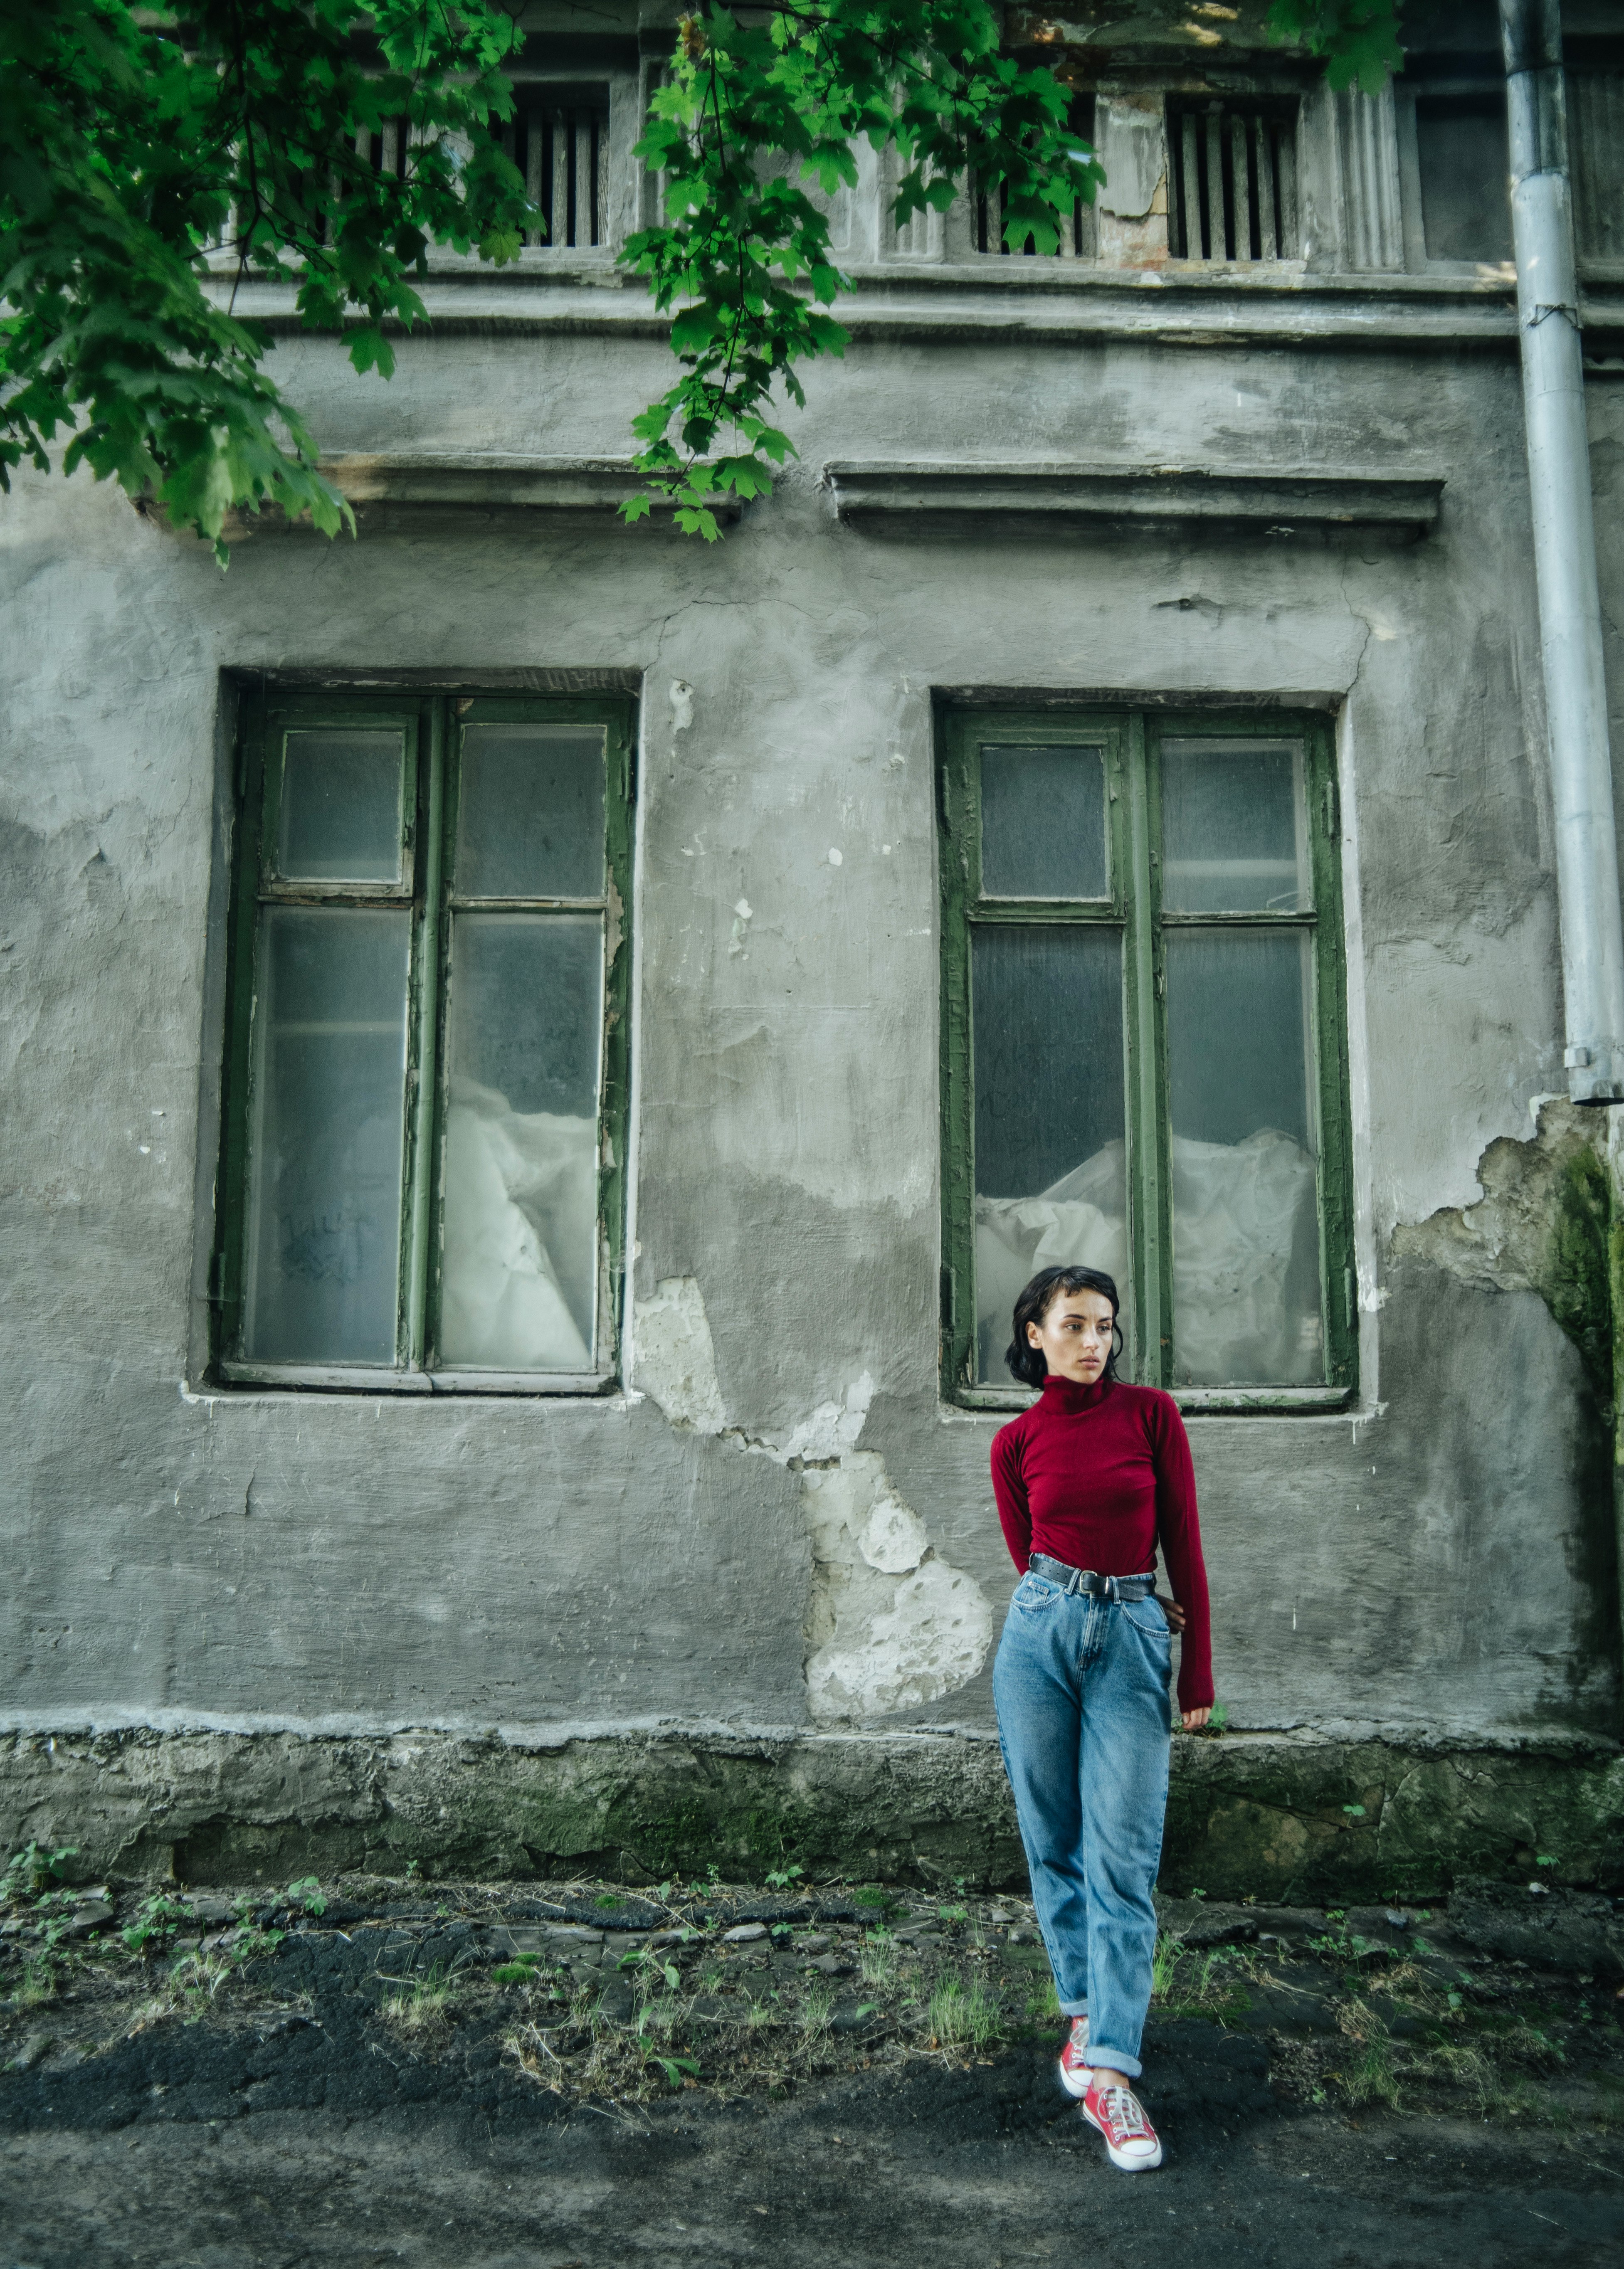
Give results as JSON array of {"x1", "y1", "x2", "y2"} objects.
[{"x1": 1027, "y1": 1287, "x2": 1116, "y2": 1385}]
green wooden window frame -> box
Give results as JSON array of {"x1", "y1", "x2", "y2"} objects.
[
  {"x1": 939, "y1": 704, "x2": 1355, "y2": 1413},
  {"x1": 212, "y1": 688, "x2": 635, "y2": 1393}
]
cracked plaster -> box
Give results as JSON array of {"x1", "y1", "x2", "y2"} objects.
[
  {"x1": 1390, "y1": 1098, "x2": 1601, "y2": 1299},
  {"x1": 632, "y1": 1280, "x2": 993, "y2": 1723}
]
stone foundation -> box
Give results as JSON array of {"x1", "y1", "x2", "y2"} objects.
[{"x1": 3, "y1": 1726, "x2": 1620, "y2": 1900}]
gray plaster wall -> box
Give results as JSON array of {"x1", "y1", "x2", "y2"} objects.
[{"x1": 2, "y1": 276, "x2": 1619, "y2": 1790}]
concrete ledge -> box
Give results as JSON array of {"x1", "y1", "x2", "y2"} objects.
[
  {"x1": 822, "y1": 461, "x2": 1445, "y2": 534},
  {"x1": 321, "y1": 454, "x2": 743, "y2": 521},
  {"x1": 3, "y1": 1728, "x2": 1618, "y2": 1900}
]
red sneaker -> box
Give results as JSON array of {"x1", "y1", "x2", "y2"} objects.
[
  {"x1": 1057, "y1": 2015, "x2": 1092, "y2": 2099},
  {"x1": 1081, "y1": 2073, "x2": 1163, "y2": 2170}
]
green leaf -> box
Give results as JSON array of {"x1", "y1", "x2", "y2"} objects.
[
  {"x1": 1264, "y1": 0, "x2": 1403, "y2": 94},
  {"x1": 670, "y1": 304, "x2": 723, "y2": 355}
]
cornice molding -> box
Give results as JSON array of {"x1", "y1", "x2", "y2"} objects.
[
  {"x1": 321, "y1": 453, "x2": 740, "y2": 520},
  {"x1": 821, "y1": 460, "x2": 1445, "y2": 533}
]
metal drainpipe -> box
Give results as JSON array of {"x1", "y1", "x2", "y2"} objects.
[{"x1": 1501, "y1": 0, "x2": 1624, "y2": 1103}]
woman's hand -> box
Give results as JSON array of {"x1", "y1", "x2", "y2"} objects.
[{"x1": 1157, "y1": 1596, "x2": 1205, "y2": 1724}]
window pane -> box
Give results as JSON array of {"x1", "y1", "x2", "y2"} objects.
[
  {"x1": 1416, "y1": 96, "x2": 1513, "y2": 263},
  {"x1": 1165, "y1": 929, "x2": 1322, "y2": 1386},
  {"x1": 1160, "y1": 738, "x2": 1309, "y2": 913},
  {"x1": 242, "y1": 908, "x2": 409, "y2": 1362},
  {"x1": 980, "y1": 744, "x2": 1107, "y2": 899},
  {"x1": 457, "y1": 726, "x2": 607, "y2": 899},
  {"x1": 277, "y1": 730, "x2": 405, "y2": 882},
  {"x1": 972, "y1": 924, "x2": 1128, "y2": 1382},
  {"x1": 438, "y1": 913, "x2": 603, "y2": 1371}
]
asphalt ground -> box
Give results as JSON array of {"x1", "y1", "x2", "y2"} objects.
[{"x1": 3, "y1": 1871, "x2": 1621, "y2": 2267}]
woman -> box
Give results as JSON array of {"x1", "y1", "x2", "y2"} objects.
[{"x1": 990, "y1": 1264, "x2": 1212, "y2": 2173}]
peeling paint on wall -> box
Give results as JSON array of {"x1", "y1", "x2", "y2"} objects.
[
  {"x1": 802, "y1": 1450, "x2": 993, "y2": 1723},
  {"x1": 632, "y1": 1282, "x2": 992, "y2": 1721},
  {"x1": 1390, "y1": 1100, "x2": 1605, "y2": 1356},
  {"x1": 631, "y1": 1277, "x2": 728, "y2": 1434}
]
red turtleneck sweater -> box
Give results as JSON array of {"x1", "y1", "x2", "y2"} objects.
[{"x1": 991, "y1": 1375, "x2": 1214, "y2": 1713}]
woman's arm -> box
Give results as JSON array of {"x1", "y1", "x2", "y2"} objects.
[
  {"x1": 991, "y1": 1422, "x2": 1033, "y2": 1571},
  {"x1": 1151, "y1": 1397, "x2": 1214, "y2": 1725}
]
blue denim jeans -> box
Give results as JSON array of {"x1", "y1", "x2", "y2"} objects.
[{"x1": 992, "y1": 1569, "x2": 1173, "y2": 2080}]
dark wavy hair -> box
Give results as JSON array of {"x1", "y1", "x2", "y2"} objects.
[{"x1": 1006, "y1": 1265, "x2": 1124, "y2": 1389}]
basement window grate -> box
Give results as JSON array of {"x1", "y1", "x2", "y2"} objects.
[
  {"x1": 360, "y1": 118, "x2": 411, "y2": 180},
  {"x1": 498, "y1": 89, "x2": 612, "y2": 249},
  {"x1": 972, "y1": 96, "x2": 1098, "y2": 259},
  {"x1": 1168, "y1": 98, "x2": 1299, "y2": 262}
]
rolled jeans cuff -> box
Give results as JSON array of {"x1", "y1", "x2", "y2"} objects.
[
  {"x1": 1060, "y1": 1995, "x2": 1089, "y2": 2018},
  {"x1": 1087, "y1": 2045, "x2": 1143, "y2": 2081}
]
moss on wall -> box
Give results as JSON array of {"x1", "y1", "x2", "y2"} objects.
[
  {"x1": 3, "y1": 1727, "x2": 1618, "y2": 1902},
  {"x1": 1545, "y1": 1144, "x2": 1614, "y2": 1396}
]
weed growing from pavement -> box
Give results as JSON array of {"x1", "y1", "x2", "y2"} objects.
[
  {"x1": 928, "y1": 1973, "x2": 1001, "y2": 2051},
  {"x1": 858, "y1": 1931, "x2": 898, "y2": 1988},
  {"x1": 380, "y1": 1961, "x2": 453, "y2": 2032},
  {"x1": 0, "y1": 1845, "x2": 77, "y2": 1902},
  {"x1": 1334, "y1": 1997, "x2": 1402, "y2": 2108},
  {"x1": 1024, "y1": 1976, "x2": 1063, "y2": 2021},
  {"x1": 163, "y1": 1951, "x2": 238, "y2": 2014},
  {"x1": 797, "y1": 1979, "x2": 835, "y2": 2040},
  {"x1": 15, "y1": 1955, "x2": 56, "y2": 2009},
  {"x1": 1150, "y1": 1936, "x2": 1254, "y2": 2022}
]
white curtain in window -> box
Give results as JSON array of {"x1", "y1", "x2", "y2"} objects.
[
  {"x1": 975, "y1": 1140, "x2": 1133, "y2": 1376},
  {"x1": 975, "y1": 1127, "x2": 1316, "y2": 1387},
  {"x1": 438, "y1": 1077, "x2": 596, "y2": 1370}
]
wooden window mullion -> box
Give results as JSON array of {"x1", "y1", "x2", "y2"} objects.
[
  {"x1": 1310, "y1": 721, "x2": 1357, "y2": 1389},
  {"x1": 1123, "y1": 710, "x2": 1165, "y2": 1386},
  {"x1": 404, "y1": 698, "x2": 447, "y2": 1369}
]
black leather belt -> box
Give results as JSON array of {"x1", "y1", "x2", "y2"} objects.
[{"x1": 1027, "y1": 1553, "x2": 1156, "y2": 1602}]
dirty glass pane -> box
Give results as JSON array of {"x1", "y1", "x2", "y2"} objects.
[
  {"x1": 437, "y1": 913, "x2": 604, "y2": 1371},
  {"x1": 1165, "y1": 928, "x2": 1322, "y2": 1385},
  {"x1": 980, "y1": 744, "x2": 1108, "y2": 900},
  {"x1": 971, "y1": 923, "x2": 1128, "y2": 1382},
  {"x1": 1415, "y1": 95, "x2": 1513, "y2": 263},
  {"x1": 457, "y1": 726, "x2": 606, "y2": 900},
  {"x1": 242, "y1": 908, "x2": 409, "y2": 1363},
  {"x1": 277, "y1": 731, "x2": 405, "y2": 883},
  {"x1": 1160, "y1": 738, "x2": 1309, "y2": 913}
]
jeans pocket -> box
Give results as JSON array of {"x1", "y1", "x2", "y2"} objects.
[
  {"x1": 1012, "y1": 1575, "x2": 1061, "y2": 1615},
  {"x1": 1120, "y1": 1596, "x2": 1170, "y2": 1639}
]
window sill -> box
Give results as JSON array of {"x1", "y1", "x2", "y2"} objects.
[
  {"x1": 946, "y1": 1383, "x2": 1356, "y2": 1417},
  {"x1": 211, "y1": 1362, "x2": 620, "y2": 1398}
]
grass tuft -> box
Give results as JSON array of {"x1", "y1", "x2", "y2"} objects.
[
  {"x1": 798, "y1": 1979, "x2": 835, "y2": 2040},
  {"x1": 858, "y1": 1931, "x2": 898, "y2": 1988},
  {"x1": 380, "y1": 1961, "x2": 453, "y2": 2031},
  {"x1": 928, "y1": 1971, "x2": 1002, "y2": 2051},
  {"x1": 1335, "y1": 1997, "x2": 1400, "y2": 2109}
]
